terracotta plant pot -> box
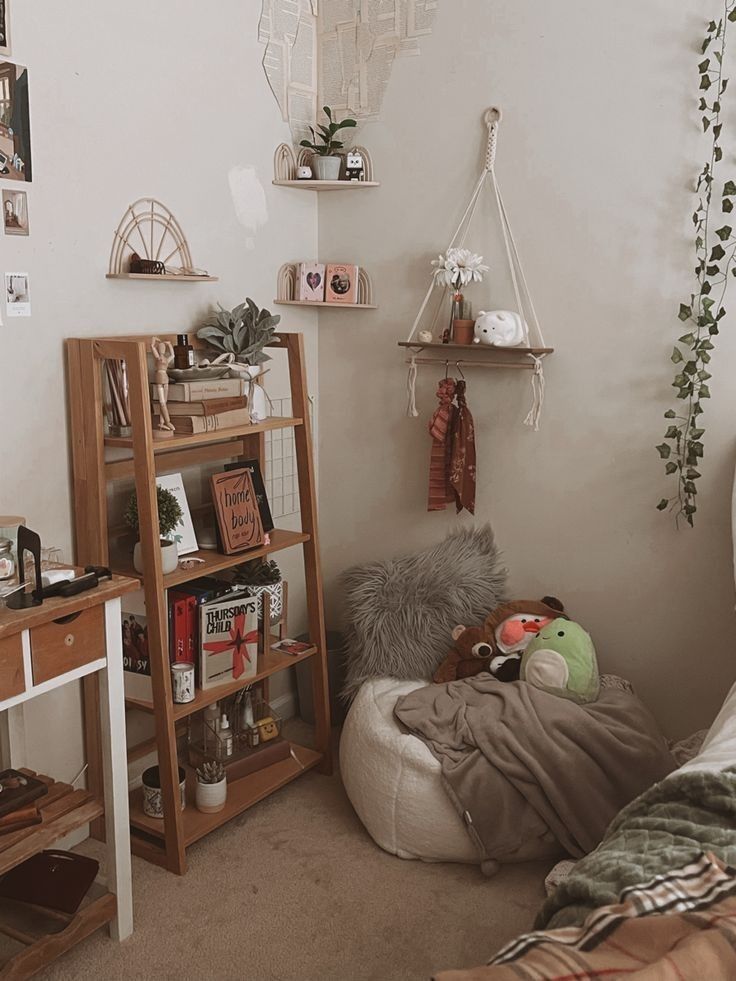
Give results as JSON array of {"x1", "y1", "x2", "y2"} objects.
[
  {"x1": 196, "y1": 777, "x2": 227, "y2": 814},
  {"x1": 133, "y1": 540, "x2": 178, "y2": 575},
  {"x1": 453, "y1": 320, "x2": 475, "y2": 345}
]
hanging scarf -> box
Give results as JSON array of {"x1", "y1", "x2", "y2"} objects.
[
  {"x1": 427, "y1": 378, "x2": 456, "y2": 512},
  {"x1": 449, "y1": 379, "x2": 476, "y2": 514}
]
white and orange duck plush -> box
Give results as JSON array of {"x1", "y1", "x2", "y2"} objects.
[{"x1": 485, "y1": 597, "x2": 567, "y2": 681}]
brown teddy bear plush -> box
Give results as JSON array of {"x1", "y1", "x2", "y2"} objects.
[{"x1": 432, "y1": 625, "x2": 494, "y2": 684}]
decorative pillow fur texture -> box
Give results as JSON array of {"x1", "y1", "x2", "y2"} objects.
[{"x1": 341, "y1": 525, "x2": 507, "y2": 699}]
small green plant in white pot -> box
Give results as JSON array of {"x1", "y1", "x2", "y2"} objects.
[
  {"x1": 232, "y1": 558, "x2": 283, "y2": 625},
  {"x1": 125, "y1": 485, "x2": 183, "y2": 575},
  {"x1": 195, "y1": 761, "x2": 227, "y2": 813},
  {"x1": 300, "y1": 106, "x2": 357, "y2": 181}
]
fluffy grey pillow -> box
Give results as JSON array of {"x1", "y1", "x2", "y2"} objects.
[{"x1": 341, "y1": 525, "x2": 507, "y2": 699}]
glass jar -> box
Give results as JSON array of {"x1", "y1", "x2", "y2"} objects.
[{"x1": 0, "y1": 539, "x2": 14, "y2": 581}]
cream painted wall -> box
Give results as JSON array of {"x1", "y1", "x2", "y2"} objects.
[
  {"x1": 317, "y1": 0, "x2": 736, "y2": 737},
  {"x1": 0, "y1": 1, "x2": 318, "y2": 778}
]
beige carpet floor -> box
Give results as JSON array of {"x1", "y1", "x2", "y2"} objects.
[{"x1": 44, "y1": 739, "x2": 551, "y2": 981}]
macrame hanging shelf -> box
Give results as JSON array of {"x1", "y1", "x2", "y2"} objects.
[{"x1": 400, "y1": 107, "x2": 553, "y2": 430}]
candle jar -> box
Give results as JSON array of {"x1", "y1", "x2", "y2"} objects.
[{"x1": 0, "y1": 539, "x2": 15, "y2": 581}]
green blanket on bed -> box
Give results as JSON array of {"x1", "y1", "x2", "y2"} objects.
[{"x1": 538, "y1": 768, "x2": 736, "y2": 930}]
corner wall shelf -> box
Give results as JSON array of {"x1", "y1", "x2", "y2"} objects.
[
  {"x1": 273, "y1": 180, "x2": 379, "y2": 190},
  {"x1": 275, "y1": 299, "x2": 377, "y2": 310},
  {"x1": 277, "y1": 262, "x2": 376, "y2": 309},
  {"x1": 273, "y1": 142, "x2": 376, "y2": 184}
]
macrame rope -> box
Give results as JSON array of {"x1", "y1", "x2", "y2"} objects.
[
  {"x1": 524, "y1": 356, "x2": 546, "y2": 431},
  {"x1": 406, "y1": 355, "x2": 419, "y2": 418}
]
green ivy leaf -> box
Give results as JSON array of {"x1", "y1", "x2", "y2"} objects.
[
  {"x1": 687, "y1": 468, "x2": 701, "y2": 478},
  {"x1": 704, "y1": 116, "x2": 712, "y2": 131},
  {"x1": 706, "y1": 264, "x2": 720, "y2": 275},
  {"x1": 664, "y1": 409, "x2": 677, "y2": 419},
  {"x1": 729, "y1": 7, "x2": 736, "y2": 21},
  {"x1": 656, "y1": 444, "x2": 671, "y2": 459},
  {"x1": 699, "y1": 58, "x2": 711, "y2": 73},
  {"x1": 665, "y1": 461, "x2": 678, "y2": 475},
  {"x1": 724, "y1": 180, "x2": 736, "y2": 195},
  {"x1": 679, "y1": 303, "x2": 692, "y2": 320},
  {"x1": 714, "y1": 123, "x2": 723, "y2": 139},
  {"x1": 716, "y1": 146, "x2": 724, "y2": 161},
  {"x1": 716, "y1": 225, "x2": 733, "y2": 239},
  {"x1": 710, "y1": 244, "x2": 726, "y2": 260},
  {"x1": 684, "y1": 481, "x2": 697, "y2": 494},
  {"x1": 701, "y1": 75, "x2": 713, "y2": 90},
  {"x1": 678, "y1": 332, "x2": 696, "y2": 344},
  {"x1": 665, "y1": 426, "x2": 680, "y2": 439},
  {"x1": 690, "y1": 427, "x2": 706, "y2": 438},
  {"x1": 724, "y1": 198, "x2": 734, "y2": 212},
  {"x1": 656, "y1": 499, "x2": 669, "y2": 511},
  {"x1": 699, "y1": 385, "x2": 711, "y2": 398},
  {"x1": 671, "y1": 347, "x2": 684, "y2": 364}
]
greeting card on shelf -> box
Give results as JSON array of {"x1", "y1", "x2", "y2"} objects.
[
  {"x1": 325, "y1": 264, "x2": 359, "y2": 304},
  {"x1": 157, "y1": 473, "x2": 198, "y2": 555},
  {"x1": 210, "y1": 468, "x2": 265, "y2": 554},
  {"x1": 298, "y1": 262, "x2": 326, "y2": 302}
]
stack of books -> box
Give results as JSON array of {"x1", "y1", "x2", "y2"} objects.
[{"x1": 152, "y1": 377, "x2": 249, "y2": 434}]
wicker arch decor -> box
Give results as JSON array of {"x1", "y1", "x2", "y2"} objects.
[{"x1": 107, "y1": 198, "x2": 214, "y2": 279}]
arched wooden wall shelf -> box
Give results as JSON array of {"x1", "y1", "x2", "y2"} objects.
[
  {"x1": 275, "y1": 263, "x2": 376, "y2": 309},
  {"x1": 107, "y1": 198, "x2": 218, "y2": 282},
  {"x1": 272, "y1": 143, "x2": 379, "y2": 189}
]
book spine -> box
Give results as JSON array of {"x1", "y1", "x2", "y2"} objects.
[{"x1": 154, "y1": 379, "x2": 245, "y2": 401}]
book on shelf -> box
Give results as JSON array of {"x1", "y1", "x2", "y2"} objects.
[
  {"x1": 151, "y1": 378, "x2": 246, "y2": 402},
  {"x1": 200, "y1": 593, "x2": 259, "y2": 691},
  {"x1": 166, "y1": 396, "x2": 248, "y2": 417},
  {"x1": 122, "y1": 590, "x2": 152, "y2": 700},
  {"x1": 153, "y1": 407, "x2": 251, "y2": 434}
]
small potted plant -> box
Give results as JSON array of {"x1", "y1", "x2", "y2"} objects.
[
  {"x1": 197, "y1": 298, "x2": 280, "y2": 381},
  {"x1": 124, "y1": 485, "x2": 183, "y2": 575},
  {"x1": 299, "y1": 106, "x2": 357, "y2": 181},
  {"x1": 195, "y1": 761, "x2": 227, "y2": 814},
  {"x1": 232, "y1": 558, "x2": 283, "y2": 625}
]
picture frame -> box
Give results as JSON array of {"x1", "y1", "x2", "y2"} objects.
[
  {"x1": 0, "y1": 2, "x2": 10, "y2": 58},
  {"x1": 325, "y1": 263, "x2": 359, "y2": 304},
  {"x1": 2, "y1": 189, "x2": 27, "y2": 236},
  {"x1": 0, "y1": 61, "x2": 31, "y2": 182},
  {"x1": 156, "y1": 473, "x2": 198, "y2": 556},
  {"x1": 210, "y1": 467, "x2": 265, "y2": 554},
  {"x1": 298, "y1": 261, "x2": 326, "y2": 302}
]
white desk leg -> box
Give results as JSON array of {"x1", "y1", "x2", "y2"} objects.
[{"x1": 99, "y1": 596, "x2": 133, "y2": 941}]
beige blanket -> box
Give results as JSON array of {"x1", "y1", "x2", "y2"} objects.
[{"x1": 394, "y1": 676, "x2": 675, "y2": 861}]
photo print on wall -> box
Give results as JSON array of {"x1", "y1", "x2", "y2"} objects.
[
  {"x1": 5, "y1": 271, "x2": 30, "y2": 316},
  {"x1": 3, "y1": 189, "x2": 27, "y2": 235},
  {"x1": 0, "y1": 61, "x2": 31, "y2": 181}
]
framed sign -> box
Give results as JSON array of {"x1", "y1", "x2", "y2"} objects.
[{"x1": 210, "y1": 468, "x2": 264, "y2": 554}]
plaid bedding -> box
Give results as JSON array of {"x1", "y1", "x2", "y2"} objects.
[{"x1": 435, "y1": 853, "x2": 736, "y2": 980}]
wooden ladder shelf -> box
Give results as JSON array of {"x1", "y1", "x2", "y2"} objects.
[{"x1": 66, "y1": 331, "x2": 331, "y2": 875}]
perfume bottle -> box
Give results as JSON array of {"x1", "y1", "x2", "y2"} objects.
[
  {"x1": 218, "y1": 714, "x2": 233, "y2": 759},
  {"x1": 173, "y1": 334, "x2": 195, "y2": 370}
]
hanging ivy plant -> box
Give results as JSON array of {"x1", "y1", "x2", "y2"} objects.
[{"x1": 658, "y1": 4, "x2": 736, "y2": 526}]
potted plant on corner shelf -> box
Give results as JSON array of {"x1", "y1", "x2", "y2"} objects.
[
  {"x1": 300, "y1": 106, "x2": 357, "y2": 181},
  {"x1": 232, "y1": 558, "x2": 283, "y2": 625},
  {"x1": 125, "y1": 485, "x2": 183, "y2": 575},
  {"x1": 195, "y1": 761, "x2": 227, "y2": 814},
  {"x1": 197, "y1": 298, "x2": 280, "y2": 381}
]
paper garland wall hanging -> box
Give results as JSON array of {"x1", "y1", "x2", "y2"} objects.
[{"x1": 403, "y1": 107, "x2": 552, "y2": 430}]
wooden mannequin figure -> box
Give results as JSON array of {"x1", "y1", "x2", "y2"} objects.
[{"x1": 151, "y1": 337, "x2": 176, "y2": 439}]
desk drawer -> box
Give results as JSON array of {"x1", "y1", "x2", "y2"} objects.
[
  {"x1": 30, "y1": 605, "x2": 105, "y2": 685},
  {"x1": 0, "y1": 635, "x2": 25, "y2": 700}
]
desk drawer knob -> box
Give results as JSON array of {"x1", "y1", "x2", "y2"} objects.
[{"x1": 64, "y1": 634, "x2": 75, "y2": 648}]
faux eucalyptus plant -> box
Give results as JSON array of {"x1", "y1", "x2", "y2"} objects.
[
  {"x1": 658, "y1": 5, "x2": 736, "y2": 526},
  {"x1": 300, "y1": 106, "x2": 357, "y2": 156},
  {"x1": 197, "y1": 299, "x2": 280, "y2": 366}
]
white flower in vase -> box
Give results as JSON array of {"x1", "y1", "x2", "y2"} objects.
[{"x1": 432, "y1": 248, "x2": 489, "y2": 289}]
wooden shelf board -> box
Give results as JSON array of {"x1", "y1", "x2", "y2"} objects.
[
  {"x1": 272, "y1": 180, "x2": 380, "y2": 190},
  {"x1": 112, "y1": 528, "x2": 310, "y2": 589},
  {"x1": 104, "y1": 415, "x2": 302, "y2": 451},
  {"x1": 125, "y1": 643, "x2": 318, "y2": 720},
  {"x1": 398, "y1": 341, "x2": 554, "y2": 355},
  {"x1": 128, "y1": 742, "x2": 322, "y2": 844},
  {"x1": 0, "y1": 772, "x2": 104, "y2": 877},
  {"x1": 274, "y1": 300, "x2": 377, "y2": 310},
  {"x1": 0, "y1": 885, "x2": 116, "y2": 976},
  {"x1": 106, "y1": 273, "x2": 219, "y2": 282}
]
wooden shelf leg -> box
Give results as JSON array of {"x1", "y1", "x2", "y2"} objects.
[
  {"x1": 286, "y1": 333, "x2": 332, "y2": 773},
  {"x1": 99, "y1": 596, "x2": 133, "y2": 940}
]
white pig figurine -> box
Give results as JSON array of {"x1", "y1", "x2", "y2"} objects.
[{"x1": 473, "y1": 310, "x2": 527, "y2": 347}]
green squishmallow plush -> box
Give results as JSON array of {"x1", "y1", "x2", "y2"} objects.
[{"x1": 520, "y1": 618, "x2": 600, "y2": 704}]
